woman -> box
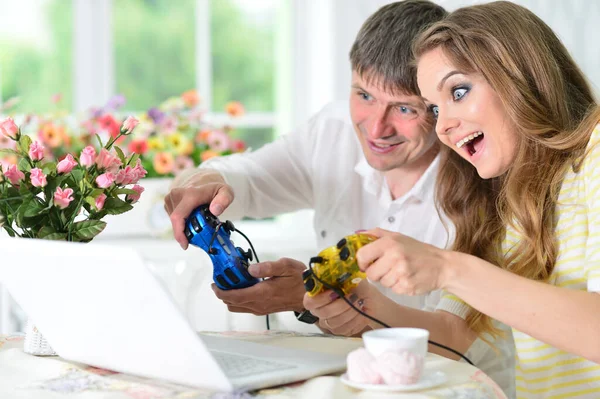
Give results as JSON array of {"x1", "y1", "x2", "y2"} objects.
[{"x1": 345, "y1": 1, "x2": 600, "y2": 398}]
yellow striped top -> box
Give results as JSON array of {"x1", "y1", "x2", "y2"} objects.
[{"x1": 438, "y1": 124, "x2": 600, "y2": 399}]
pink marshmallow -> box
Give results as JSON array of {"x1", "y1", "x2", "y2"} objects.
[
  {"x1": 373, "y1": 350, "x2": 424, "y2": 385},
  {"x1": 346, "y1": 348, "x2": 383, "y2": 384}
]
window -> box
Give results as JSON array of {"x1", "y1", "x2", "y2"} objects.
[
  {"x1": 0, "y1": 0, "x2": 73, "y2": 113},
  {"x1": 113, "y1": 0, "x2": 282, "y2": 149},
  {"x1": 0, "y1": 0, "x2": 289, "y2": 150}
]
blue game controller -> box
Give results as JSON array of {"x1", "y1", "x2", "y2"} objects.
[{"x1": 184, "y1": 205, "x2": 259, "y2": 290}]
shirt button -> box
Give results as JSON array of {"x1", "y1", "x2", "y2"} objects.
[
  {"x1": 321, "y1": 230, "x2": 327, "y2": 238},
  {"x1": 388, "y1": 216, "x2": 395, "y2": 223}
]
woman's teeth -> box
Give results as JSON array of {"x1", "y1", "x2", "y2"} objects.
[{"x1": 456, "y1": 132, "x2": 483, "y2": 149}]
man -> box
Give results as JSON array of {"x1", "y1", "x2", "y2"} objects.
[
  {"x1": 167, "y1": 0, "x2": 447, "y2": 327},
  {"x1": 165, "y1": 1, "x2": 515, "y2": 396}
]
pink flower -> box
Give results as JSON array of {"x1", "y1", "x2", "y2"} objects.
[
  {"x1": 80, "y1": 146, "x2": 96, "y2": 168},
  {"x1": 95, "y1": 148, "x2": 122, "y2": 173},
  {"x1": 231, "y1": 139, "x2": 246, "y2": 153},
  {"x1": 96, "y1": 172, "x2": 116, "y2": 188},
  {"x1": 57, "y1": 154, "x2": 77, "y2": 174},
  {"x1": 173, "y1": 156, "x2": 194, "y2": 176},
  {"x1": 53, "y1": 187, "x2": 74, "y2": 209},
  {"x1": 0, "y1": 118, "x2": 19, "y2": 139},
  {"x1": 30, "y1": 168, "x2": 48, "y2": 187},
  {"x1": 95, "y1": 193, "x2": 107, "y2": 211},
  {"x1": 126, "y1": 184, "x2": 144, "y2": 203},
  {"x1": 51, "y1": 93, "x2": 62, "y2": 104},
  {"x1": 133, "y1": 159, "x2": 148, "y2": 181},
  {"x1": 28, "y1": 141, "x2": 45, "y2": 161},
  {"x1": 4, "y1": 164, "x2": 24, "y2": 185},
  {"x1": 207, "y1": 130, "x2": 231, "y2": 153},
  {"x1": 121, "y1": 116, "x2": 139, "y2": 135}
]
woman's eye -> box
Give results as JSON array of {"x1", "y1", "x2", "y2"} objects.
[
  {"x1": 453, "y1": 87, "x2": 468, "y2": 101},
  {"x1": 429, "y1": 105, "x2": 439, "y2": 118}
]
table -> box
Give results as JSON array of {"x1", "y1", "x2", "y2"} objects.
[{"x1": 0, "y1": 331, "x2": 507, "y2": 399}]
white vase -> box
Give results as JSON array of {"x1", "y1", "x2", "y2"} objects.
[
  {"x1": 100, "y1": 177, "x2": 174, "y2": 239},
  {"x1": 23, "y1": 319, "x2": 57, "y2": 356}
]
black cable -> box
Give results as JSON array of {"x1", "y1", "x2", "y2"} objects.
[
  {"x1": 307, "y1": 262, "x2": 474, "y2": 366},
  {"x1": 233, "y1": 226, "x2": 270, "y2": 331}
]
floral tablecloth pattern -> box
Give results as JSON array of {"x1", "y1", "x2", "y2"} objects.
[{"x1": 0, "y1": 331, "x2": 507, "y2": 399}]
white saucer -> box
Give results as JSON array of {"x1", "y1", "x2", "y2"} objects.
[{"x1": 340, "y1": 370, "x2": 447, "y2": 392}]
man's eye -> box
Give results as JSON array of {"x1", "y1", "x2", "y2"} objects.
[
  {"x1": 398, "y1": 106, "x2": 415, "y2": 114},
  {"x1": 359, "y1": 92, "x2": 371, "y2": 101},
  {"x1": 453, "y1": 87, "x2": 468, "y2": 101},
  {"x1": 429, "y1": 105, "x2": 439, "y2": 118}
]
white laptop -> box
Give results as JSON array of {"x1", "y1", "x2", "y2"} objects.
[{"x1": 0, "y1": 238, "x2": 347, "y2": 393}]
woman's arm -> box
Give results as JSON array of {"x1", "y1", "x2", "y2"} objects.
[
  {"x1": 443, "y1": 251, "x2": 600, "y2": 363},
  {"x1": 303, "y1": 281, "x2": 477, "y2": 360}
]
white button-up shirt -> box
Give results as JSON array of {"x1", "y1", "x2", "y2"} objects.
[{"x1": 202, "y1": 101, "x2": 450, "y2": 310}]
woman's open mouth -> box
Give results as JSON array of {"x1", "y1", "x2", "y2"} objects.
[{"x1": 456, "y1": 132, "x2": 484, "y2": 157}]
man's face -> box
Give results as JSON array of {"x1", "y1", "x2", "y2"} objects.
[{"x1": 349, "y1": 71, "x2": 437, "y2": 172}]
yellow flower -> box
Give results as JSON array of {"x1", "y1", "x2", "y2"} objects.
[
  {"x1": 147, "y1": 136, "x2": 166, "y2": 151},
  {"x1": 153, "y1": 152, "x2": 174, "y2": 175},
  {"x1": 166, "y1": 133, "x2": 192, "y2": 155}
]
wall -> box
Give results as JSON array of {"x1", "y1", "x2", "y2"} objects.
[{"x1": 292, "y1": 0, "x2": 600, "y2": 124}]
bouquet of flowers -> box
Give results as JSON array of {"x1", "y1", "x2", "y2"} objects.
[
  {"x1": 0, "y1": 116, "x2": 147, "y2": 242},
  {"x1": 122, "y1": 90, "x2": 248, "y2": 178}
]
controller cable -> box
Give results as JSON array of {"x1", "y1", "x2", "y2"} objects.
[
  {"x1": 307, "y1": 259, "x2": 474, "y2": 365},
  {"x1": 207, "y1": 221, "x2": 270, "y2": 330}
]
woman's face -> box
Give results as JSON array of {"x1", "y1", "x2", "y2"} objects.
[{"x1": 417, "y1": 47, "x2": 519, "y2": 179}]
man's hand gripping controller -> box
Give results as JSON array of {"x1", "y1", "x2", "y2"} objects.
[
  {"x1": 184, "y1": 205, "x2": 258, "y2": 290},
  {"x1": 302, "y1": 233, "x2": 376, "y2": 296}
]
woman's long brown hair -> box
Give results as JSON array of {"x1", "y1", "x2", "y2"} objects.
[{"x1": 413, "y1": 1, "x2": 599, "y2": 336}]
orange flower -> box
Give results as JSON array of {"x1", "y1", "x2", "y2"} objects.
[
  {"x1": 195, "y1": 129, "x2": 212, "y2": 143},
  {"x1": 39, "y1": 123, "x2": 65, "y2": 148},
  {"x1": 225, "y1": 101, "x2": 245, "y2": 117},
  {"x1": 153, "y1": 152, "x2": 174, "y2": 175},
  {"x1": 182, "y1": 90, "x2": 200, "y2": 108},
  {"x1": 201, "y1": 150, "x2": 218, "y2": 162}
]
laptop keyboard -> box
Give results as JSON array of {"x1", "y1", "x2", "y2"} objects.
[{"x1": 210, "y1": 350, "x2": 297, "y2": 378}]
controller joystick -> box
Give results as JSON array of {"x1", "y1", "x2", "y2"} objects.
[
  {"x1": 303, "y1": 233, "x2": 376, "y2": 297},
  {"x1": 185, "y1": 205, "x2": 258, "y2": 290}
]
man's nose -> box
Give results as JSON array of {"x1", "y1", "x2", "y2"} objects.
[{"x1": 368, "y1": 106, "x2": 394, "y2": 139}]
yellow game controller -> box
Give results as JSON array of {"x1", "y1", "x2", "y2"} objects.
[{"x1": 303, "y1": 233, "x2": 376, "y2": 297}]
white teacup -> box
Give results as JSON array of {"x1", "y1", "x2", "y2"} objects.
[{"x1": 363, "y1": 328, "x2": 429, "y2": 380}]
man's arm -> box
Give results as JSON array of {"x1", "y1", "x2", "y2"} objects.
[{"x1": 170, "y1": 112, "x2": 323, "y2": 221}]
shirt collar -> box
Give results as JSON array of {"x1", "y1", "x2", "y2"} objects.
[{"x1": 354, "y1": 152, "x2": 440, "y2": 203}]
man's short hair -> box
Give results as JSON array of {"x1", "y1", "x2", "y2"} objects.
[{"x1": 350, "y1": 0, "x2": 447, "y2": 96}]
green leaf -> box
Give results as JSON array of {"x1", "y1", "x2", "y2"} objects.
[
  {"x1": 18, "y1": 135, "x2": 32, "y2": 155},
  {"x1": 41, "y1": 162, "x2": 57, "y2": 175},
  {"x1": 43, "y1": 233, "x2": 68, "y2": 241},
  {"x1": 114, "y1": 146, "x2": 126, "y2": 164},
  {"x1": 113, "y1": 188, "x2": 137, "y2": 196},
  {"x1": 70, "y1": 220, "x2": 106, "y2": 240},
  {"x1": 3, "y1": 226, "x2": 15, "y2": 237},
  {"x1": 94, "y1": 134, "x2": 103, "y2": 149},
  {"x1": 102, "y1": 197, "x2": 133, "y2": 215},
  {"x1": 37, "y1": 225, "x2": 57, "y2": 239},
  {"x1": 89, "y1": 189, "x2": 105, "y2": 198},
  {"x1": 127, "y1": 153, "x2": 140, "y2": 166},
  {"x1": 18, "y1": 157, "x2": 31, "y2": 172},
  {"x1": 23, "y1": 200, "x2": 47, "y2": 218},
  {"x1": 70, "y1": 169, "x2": 84, "y2": 183},
  {"x1": 0, "y1": 148, "x2": 19, "y2": 156}
]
